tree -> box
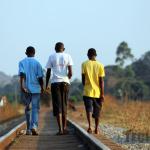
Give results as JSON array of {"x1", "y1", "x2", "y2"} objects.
[
  {"x1": 132, "y1": 51, "x2": 150, "y2": 87},
  {"x1": 124, "y1": 66, "x2": 135, "y2": 78},
  {"x1": 115, "y1": 79, "x2": 149, "y2": 101},
  {"x1": 115, "y1": 41, "x2": 134, "y2": 67}
]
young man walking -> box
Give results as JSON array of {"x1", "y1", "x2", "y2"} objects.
[
  {"x1": 82, "y1": 48, "x2": 105, "y2": 134},
  {"x1": 19, "y1": 46, "x2": 44, "y2": 135},
  {"x1": 46, "y1": 42, "x2": 73, "y2": 135}
]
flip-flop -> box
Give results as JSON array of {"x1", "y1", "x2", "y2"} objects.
[{"x1": 87, "y1": 128, "x2": 93, "y2": 134}]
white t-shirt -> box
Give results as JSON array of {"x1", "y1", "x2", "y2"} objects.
[{"x1": 46, "y1": 52, "x2": 73, "y2": 84}]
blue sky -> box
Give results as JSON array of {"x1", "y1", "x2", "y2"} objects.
[{"x1": 0, "y1": 0, "x2": 150, "y2": 78}]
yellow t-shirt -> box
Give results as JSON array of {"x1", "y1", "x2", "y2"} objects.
[{"x1": 82, "y1": 60, "x2": 105, "y2": 98}]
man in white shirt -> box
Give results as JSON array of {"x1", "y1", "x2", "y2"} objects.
[{"x1": 46, "y1": 42, "x2": 73, "y2": 135}]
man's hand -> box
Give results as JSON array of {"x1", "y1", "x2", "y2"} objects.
[
  {"x1": 41, "y1": 87, "x2": 44, "y2": 94},
  {"x1": 21, "y1": 87, "x2": 28, "y2": 93},
  {"x1": 99, "y1": 95, "x2": 105, "y2": 103},
  {"x1": 45, "y1": 86, "x2": 50, "y2": 94}
]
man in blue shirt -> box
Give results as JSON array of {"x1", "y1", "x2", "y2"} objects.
[{"x1": 19, "y1": 46, "x2": 44, "y2": 135}]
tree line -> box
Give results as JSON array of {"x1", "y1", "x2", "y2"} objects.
[{"x1": 0, "y1": 41, "x2": 150, "y2": 103}]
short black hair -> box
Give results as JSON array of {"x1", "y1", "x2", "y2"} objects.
[
  {"x1": 55, "y1": 42, "x2": 64, "y2": 51},
  {"x1": 26, "y1": 46, "x2": 35, "y2": 55},
  {"x1": 87, "y1": 48, "x2": 97, "y2": 58}
]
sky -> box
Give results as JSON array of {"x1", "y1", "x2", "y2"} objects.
[{"x1": 0, "y1": 0, "x2": 150, "y2": 79}]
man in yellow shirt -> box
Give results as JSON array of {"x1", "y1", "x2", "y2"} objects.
[{"x1": 82, "y1": 48, "x2": 105, "y2": 134}]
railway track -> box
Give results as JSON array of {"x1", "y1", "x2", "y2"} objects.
[
  {"x1": 0, "y1": 108, "x2": 125, "y2": 150},
  {"x1": 0, "y1": 116, "x2": 25, "y2": 137}
]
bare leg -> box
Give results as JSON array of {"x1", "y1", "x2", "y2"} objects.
[
  {"x1": 62, "y1": 114, "x2": 67, "y2": 130},
  {"x1": 62, "y1": 114, "x2": 69, "y2": 134},
  {"x1": 56, "y1": 113, "x2": 62, "y2": 135},
  {"x1": 95, "y1": 117, "x2": 100, "y2": 134},
  {"x1": 86, "y1": 111, "x2": 92, "y2": 133}
]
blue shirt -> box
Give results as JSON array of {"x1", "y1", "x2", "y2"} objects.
[{"x1": 18, "y1": 57, "x2": 43, "y2": 93}]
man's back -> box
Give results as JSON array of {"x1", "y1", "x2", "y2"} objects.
[
  {"x1": 82, "y1": 60, "x2": 105, "y2": 98},
  {"x1": 19, "y1": 57, "x2": 43, "y2": 93},
  {"x1": 46, "y1": 52, "x2": 73, "y2": 84}
]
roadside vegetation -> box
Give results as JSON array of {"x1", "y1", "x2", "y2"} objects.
[
  {"x1": 69, "y1": 95, "x2": 150, "y2": 136},
  {"x1": 101, "y1": 95, "x2": 150, "y2": 135},
  {"x1": 0, "y1": 98, "x2": 23, "y2": 123}
]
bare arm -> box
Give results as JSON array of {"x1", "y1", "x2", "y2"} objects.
[
  {"x1": 82, "y1": 74, "x2": 85, "y2": 86},
  {"x1": 68, "y1": 65, "x2": 73, "y2": 79},
  {"x1": 38, "y1": 77, "x2": 44, "y2": 93},
  {"x1": 99, "y1": 77, "x2": 104, "y2": 101},
  {"x1": 46, "y1": 68, "x2": 51, "y2": 89},
  {"x1": 19, "y1": 73, "x2": 28, "y2": 93}
]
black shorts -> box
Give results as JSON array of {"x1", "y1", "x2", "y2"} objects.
[
  {"x1": 51, "y1": 82, "x2": 69, "y2": 116},
  {"x1": 83, "y1": 96, "x2": 102, "y2": 119}
]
